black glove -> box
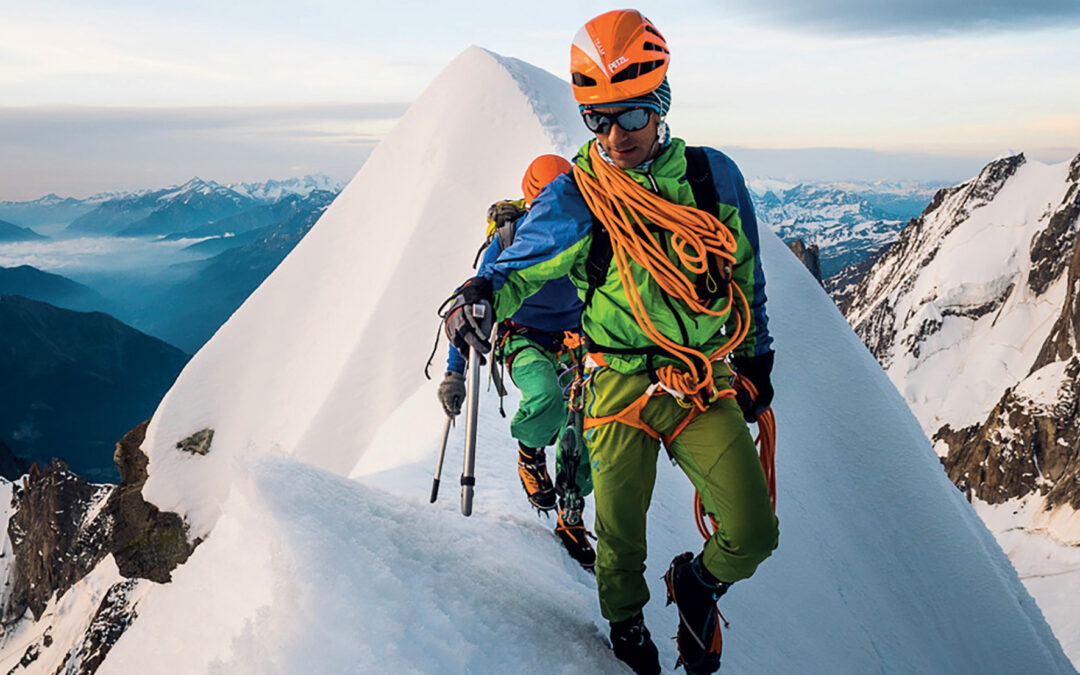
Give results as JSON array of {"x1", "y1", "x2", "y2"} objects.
[
  {"x1": 444, "y1": 276, "x2": 494, "y2": 357},
  {"x1": 731, "y1": 350, "x2": 774, "y2": 423},
  {"x1": 437, "y1": 371, "x2": 466, "y2": 417}
]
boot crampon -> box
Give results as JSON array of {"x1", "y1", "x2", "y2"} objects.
[{"x1": 664, "y1": 552, "x2": 730, "y2": 674}]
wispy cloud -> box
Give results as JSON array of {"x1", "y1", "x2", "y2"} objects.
[
  {"x1": 0, "y1": 104, "x2": 403, "y2": 200},
  {"x1": 0, "y1": 104, "x2": 408, "y2": 139},
  {"x1": 726, "y1": 0, "x2": 1080, "y2": 35}
]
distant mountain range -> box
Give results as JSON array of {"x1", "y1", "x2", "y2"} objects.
[
  {"x1": 0, "y1": 265, "x2": 115, "y2": 314},
  {"x1": 0, "y1": 193, "x2": 118, "y2": 229},
  {"x1": 140, "y1": 193, "x2": 334, "y2": 351},
  {"x1": 65, "y1": 175, "x2": 344, "y2": 238},
  {"x1": 749, "y1": 179, "x2": 942, "y2": 278},
  {"x1": 0, "y1": 176, "x2": 342, "y2": 482},
  {"x1": 0, "y1": 175, "x2": 344, "y2": 237},
  {"x1": 0, "y1": 294, "x2": 189, "y2": 481},
  {"x1": 0, "y1": 218, "x2": 48, "y2": 242}
]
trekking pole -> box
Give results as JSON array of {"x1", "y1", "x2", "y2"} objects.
[
  {"x1": 429, "y1": 415, "x2": 453, "y2": 503},
  {"x1": 460, "y1": 312, "x2": 484, "y2": 516}
]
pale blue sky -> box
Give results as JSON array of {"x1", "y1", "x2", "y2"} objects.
[{"x1": 2, "y1": 1, "x2": 1079, "y2": 199}]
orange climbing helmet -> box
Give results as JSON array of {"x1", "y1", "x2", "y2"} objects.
[
  {"x1": 522, "y1": 154, "x2": 573, "y2": 204},
  {"x1": 570, "y1": 9, "x2": 670, "y2": 106}
]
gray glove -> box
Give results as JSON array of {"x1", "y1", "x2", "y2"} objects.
[{"x1": 438, "y1": 371, "x2": 466, "y2": 417}]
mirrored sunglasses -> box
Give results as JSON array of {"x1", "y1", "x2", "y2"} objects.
[{"x1": 581, "y1": 107, "x2": 653, "y2": 134}]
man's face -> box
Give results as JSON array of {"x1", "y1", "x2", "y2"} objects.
[{"x1": 589, "y1": 107, "x2": 660, "y2": 170}]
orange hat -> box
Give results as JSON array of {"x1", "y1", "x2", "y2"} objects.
[
  {"x1": 570, "y1": 9, "x2": 670, "y2": 106},
  {"x1": 522, "y1": 154, "x2": 572, "y2": 204}
]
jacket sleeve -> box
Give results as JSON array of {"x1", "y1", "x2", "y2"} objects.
[
  {"x1": 709, "y1": 150, "x2": 772, "y2": 358},
  {"x1": 477, "y1": 175, "x2": 593, "y2": 321}
]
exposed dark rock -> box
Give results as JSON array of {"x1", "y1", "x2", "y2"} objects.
[
  {"x1": 900, "y1": 312, "x2": 942, "y2": 360},
  {"x1": 1070, "y1": 152, "x2": 1080, "y2": 183},
  {"x1": 104, "y1": 422, "x2": 199, "y2": 582},
  {"x1": 176, "y1": 428, "x2": 213, "y2": 456},
  {"x1": 853, "y1": 300, "x2": 898, "y2": 368},
  {"x1": 938, "y1": 357, "x2": 1080, "y2": 510},
  {"x1": 3, "y1": 460, "x2": 113, "y2": 623},
  {"x1": 1033, "y1": 234, "x2": 1080, "y2": 371},
  {"x1": 54, "y1": 580, "x2": 141, "y2": 675},
  {"x1": 6, "y1": 628, "x2": 50, "y2": 674},
  {"x1": 954, "y1": 154, "x2": 1026, "y2": 223},
  {"x1": 827, "y1": 243, "x2": 892, "y2": 311},
  {"x1": 1027, "y1": 181, "x2": 1079, "y2": 296},
  {"x1": 787, "y1": 239, "x2": 822, "y2": 284},
  {"x1": 2, "y1": 419, "x2": 199, "y2": 659}
]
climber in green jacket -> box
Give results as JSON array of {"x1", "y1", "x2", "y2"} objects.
[{"x1": 444, "y1": 10, "x2": 778, "y2": 675}]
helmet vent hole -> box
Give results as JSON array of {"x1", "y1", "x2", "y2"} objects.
[
  {"x1": 572, "y1": 72, "x2": 598, "y2": 87},
  {"x1": 609, "y1": 63, "x2": 640, "y2": 83}
]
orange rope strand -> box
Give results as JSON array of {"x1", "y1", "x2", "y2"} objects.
[{"x1": 573, "y1": 143, "x2": 746, "y2": 410}]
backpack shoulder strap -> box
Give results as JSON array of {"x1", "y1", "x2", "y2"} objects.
[
  {"x1": 683, "y1": 146, "x2": 718, "y2": 216},
  {"x1": 683, "y1": 146, "x2": 732, "y2": 300},
  {"x1": 583, "y1": 216, "x2": 612, "y2": 308},
  {"x1": 496, "y1": 221, "x2": 517, "y2": 250}
]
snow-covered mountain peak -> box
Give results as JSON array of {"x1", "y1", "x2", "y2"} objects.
[
  {"x1": 228, "y1": 174, "x2": 346, "y2": 202},
  {"x1": 139, "y1": 44, "x2": 588, "y2": 540}
]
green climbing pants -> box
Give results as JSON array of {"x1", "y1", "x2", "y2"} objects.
[
  {"x1": 504, "y1": 334, "x2": 591, "y2": 499},
  {"x1": 583, "y1": 366, "x2": 779, "y2": 623}
]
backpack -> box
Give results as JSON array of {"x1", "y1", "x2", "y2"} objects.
[{"x1": 472, "y1": 199, "x2": 527, "y2": 269}]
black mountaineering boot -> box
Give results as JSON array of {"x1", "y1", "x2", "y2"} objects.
[
  {"x1": 609, "y1": 613, "x2": 661, "y2": 675},
  {"x1": 663, "y1": 552, "x2": 731, "y2": 674},
  {"x1": 554, "y1": 499, "x2": 595, "y2": 572},
  {"x1": 517, "y1": 445, "x2": 556, "y2": 512}
]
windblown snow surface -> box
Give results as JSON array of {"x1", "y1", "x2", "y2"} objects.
[{"x1": 26, "y1": 47, "x2": 1069, "y2": 673}]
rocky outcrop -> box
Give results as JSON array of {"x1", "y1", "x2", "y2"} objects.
[
  {"x1": 105, "y1": 422, "x2": 198, "y2": 582},
  {"x1": 50, "y1": 580, "x2": 141, "y2": 675},
  {"x1": 845, "y1": 154, "x2": 1027, "y2": 338},
  {"x1": 787, "y1": 238, "x2": 822, "y2": 284},
  {"x1": 827, "y1": 243, "x2": 891, "y2": 311},
  {"x1": 938, "y1": 357, "x2": 1080, "y2": 510},
  {"x1": 3, "y1": 461, "x2": 112, "y2": 623},
  {"x1": 840, "y1": 153, "x2": 1080, "y2": 524},
  {"x1": 2, "y1": 420, "x2": 203, "y2": 674},
  {"x1": 853, "y1": 300, "x2": 898, "y2": 368},
  {"x1": 1032, "y1": 218, "x2": 1080, "y2": 370},
  {"x1": 1028, "y1": 177, "x2": 1079, "y2": 296}
]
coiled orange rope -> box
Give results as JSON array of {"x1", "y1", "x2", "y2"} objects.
[{"x1": 573, "y1": 143, "x2": 750, "y2": 411}]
